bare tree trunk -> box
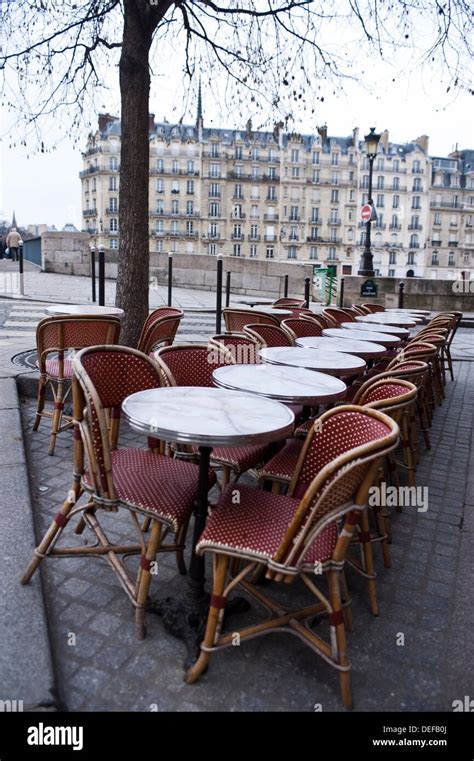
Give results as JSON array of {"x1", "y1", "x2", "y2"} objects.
[{"x1": 116, "y1": 2, "x2": 154, "y2": 347}]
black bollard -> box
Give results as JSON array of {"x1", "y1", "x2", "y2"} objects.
[
  {"x1": 167, "y1": 253, "x2": 173, "y2": 307},
  {"x1": 284, "y1": 274, "x2": 289, "y2": 298},
  {"x1": 19, "y1": 240, "x2": 24, "y2": 296},
  {"x1": 339, "y1": 277, "x2": 345, "y2": 308},
  {"x1": 98, "y1": 245, "x2": 105, "y2": 306},
  {"x1": 216, "y1": 256, "x2": 223, "y2": 334},
  {"x1": 225, "y1": 270, "x2": 231, "y2": 308},
  {"x1": 90, "y1": 246, "x2": 96, "y2": 303},
  {"x1": 398, "y1": 281, "x2": 405, "y2": 309},
  {"x1": 304, "y1": 276, "x2": 311, "y2": 308}
]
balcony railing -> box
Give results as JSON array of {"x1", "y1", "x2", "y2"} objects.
[
  {"x1": 79, "y1": 166, "x2": 101, "y2": 178},
  {"x1": 389, "y1": 223, "x2": 401, "y2": 230},
  {"x1": 231, "y1": 213, "x2": 246, "y2": 220},
  {"x1": 327, "y1": 218, "x2": 341, "y2": 226},
  {"x1": 151, "y1": 168, "x2": 200, "y2": 176},
  {"x1": 264, "y1": 235, "x2": 277, "y2": 242},
  {"x1": 82, "y1": 210, "x2": 97, "y2": 217},
  {"x1": 374, "y1": 223, "x2": 387, "y2": 230},
  {"x1": 231, "y1": 233, "x2": 244, "y2": 240},
  {"x1": 264, "y1": 213, "x2": 279, "y2": 221},
  {"x1": 408, "y1": 224, "x2": 423, "y2": 230},
  {"x1": 430, "y1": 201, "x2": 462, "y2": 209},
  {"x1": 247, "y1": 235, "x2": 261, "y2": 242}
]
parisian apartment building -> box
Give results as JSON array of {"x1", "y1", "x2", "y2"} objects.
[{"x1": 80, "y1": 110, "x2": 474, "y2": 281}]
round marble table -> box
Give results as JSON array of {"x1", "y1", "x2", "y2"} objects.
[
  {"x1": 213, "y1": 363, "x2": 346, "y2": 405},
  {"x1": 45, "y1": 304, "x2": 124, "y2": 318},
  {"x1": 122, "y1": 385, "x2": 294, "y2": 665},
  {"x1": 253, "y1": 306, "x2": 293, "y2": 319},
  {"x1": 259, "y1": 346, "x2": 366, "y2": 376},
  {"x1": 322, "y1": 327, "x2": 401, "y2": 348},
  {"x1": 355, "y1": 313, "x2": 419, "y2": 328},
  {"x1": 296, "y1": 335, "x2": 387, "y2": 359},
  {"x1": 340, "y1": 321, "x2": 410, "y2": 339}
]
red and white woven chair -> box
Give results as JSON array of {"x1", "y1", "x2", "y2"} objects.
[
  {"x1": 22, "y1": 346, "x2": 211, "y2": 638},
  {"x1": 243, "y1": 323, "x2": 295, "y2": 348},
  {"x1": 33, "y1": 315, "x2": 121, "y2": 455},
  {"x1": 185, "y1": 406, "x2": 399, "y2": 709},
  {"x1": 323, "y1": 307, "x2": 352, "y2": 326},
  {"x1": 223, "y1": 308, "x2": 279, "y2": 332},
  {"x1": 361, "y1": 303, "x2": 385, "y2": 313},
  {"x1": 154, "y1": 344, "x2": 272, "y2": 488},
  {"x1": 281, "y1": 318, "x2": 323, "y2": 340},
  {"x1": 137, "y1": 314, "x2": 183, "y2": 355},
  {"x1": 208, "y1": 333, "x2": 261, "y2": 364},
  {"x1": 137, "y1": 306, "x2": 183, "y2": 349},
  {"x1": 302, "y1": 312, "x2": 337, "y2": 329},
  {"x1": 273, "y1": 298, "x2": 306, "y2": 308}
]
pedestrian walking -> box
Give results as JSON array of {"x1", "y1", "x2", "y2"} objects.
[{"x1": 6, "y1": 227, "x2": 21, "y2": 262}]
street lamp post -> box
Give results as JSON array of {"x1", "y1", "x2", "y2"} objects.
[{"x1": 358, "y1": 127, "x2": 381, "y2": 277}]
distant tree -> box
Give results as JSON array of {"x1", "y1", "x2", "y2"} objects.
[{"x1": 1, "y1": 1, "x2": 471, "y2": 344}]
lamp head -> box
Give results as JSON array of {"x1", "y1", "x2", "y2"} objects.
[{"x1": 364, "y1": 127, "x2": 381, "y2": 158}]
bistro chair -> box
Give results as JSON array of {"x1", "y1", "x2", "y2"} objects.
[
  {"x1": 154, "y1": 344, "x2": 271, "y2": 488},
  {"x1": 185, "y1": 405, "x2": 399, "y2": 709},
  {"x1": 323, "y1": 307, "x2": 351, "y2": 326},
  {"x1": 281, "y1": 318, "x2": 323, "y2": 340},
  {"x1": 361, "y1": 303, "x2": 385, "y2": 313},
  {"x1": 137, "y1": 314, "x2": 182, "y2": 355},
  {"x1": 340, "y1": 308, "x2": 360, "y2": 322},
  {"x1": 33, "y1": 315, "x2": 121, "y2": 455},
  {"x1": 351, "y1": 305, "x2": 369, "y2": 316},
  {"x1": 22, "y1": 346, "x2": 210, "y2": 639},
  {"x1": 274, "y1": 306, "x2": 315, "y2": 318},
  {"x1": 303, "y1": 311, "x2": 338, "y2": 329},
  {"x1": 208, "y1": 333, "x2": 261, "y2": 364},
  {"x1": 223, "y1": 308, "x2": 279, "y2": 332},
  {"x1": 243, "y1": 323, "x2": 295, "y2": 348},
  {"x1": 137, "y1": 306, "x2": 183, "y2": 349}
]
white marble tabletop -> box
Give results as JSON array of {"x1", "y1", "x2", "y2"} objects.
[
  {"x1": 213, "y1": 363, "x2": 346, "y2": 404},
  {"x1": 122, "y1": 386, "x2": 295, "y2": 447},
  {"x1": 355, "y1": 313, "x2": 419, "y2": 328},
  {"x1": 296, "y1": 335, "x2": 387, "y2": 359},
  {"x1": 45, "y1": 304, "x2": 124, "y2": 317},
  {"x1": 259, "y1": 346, "x2": 366, "y2": 376},
  {"x1": 340, "y1": 321, "x2": 410, "y2": 338},
  {"x1": 384, "y1": 308, "x2": 431, "y2": 315},
  {"x1": 322, "y1": 327, "x2": 401, "y2": 347},
  {"x1": 254, "y1": 306, "x2": 293, "y2": 318}
]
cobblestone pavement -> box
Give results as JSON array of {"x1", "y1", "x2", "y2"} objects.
[{"x1": 19, "y1": 346, "x2": 474, "y2": 712}]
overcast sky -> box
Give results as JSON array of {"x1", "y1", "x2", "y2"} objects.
[{"x1": 1, "y1": 7, "x2": 472, "y2": 231}]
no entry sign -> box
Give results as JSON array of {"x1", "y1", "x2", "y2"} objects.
[{"x1": 361, "y1": 204, "x2": 372, "y2": 222}]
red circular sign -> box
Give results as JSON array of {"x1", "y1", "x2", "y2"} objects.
[{"x1": 361, "y1": 204, "x2": 371, "y2": 222}]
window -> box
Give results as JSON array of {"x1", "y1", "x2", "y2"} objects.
[
  {"x1": 310, "y1": 226, "x2": 318, "y2": 240},
  {"x1": 268, "y1": 186, "x2": 277, "y2": 200},
  {"x1": 434, "y1": 212, "x2": 441, "y2": 225},
  {"x1": 328, "y1": 247, "x2": 337, "y2": 260},
  {"x1": 250, "y1": 225, "x2": 259, "y2": 240},
  {"x1": 210, "y1": 163, "x2": 220, "y2": 178},
  {"x1": 187, "y1": 160, "x2": 194, "y2": 174},
  {"x1": 156, "y1": 220, "x2": 164, "y2": 233},
  {"x1": 431, "y1": 251, "x2": 438, "y2": 265},
  {"x1": 109, "y1": 238, "x2": 118, "y2": 249},
  {"x1": 268, "y1": 148, "x2": 276, "y2": 161},
  {"x1": 156, "y1": 200, "x2": 164, "y2": 215},
  {"x1": 291, "y1": 148, "x2": 299, "y2": 162},
  {"x1": 361, "y1": 175, "x2": 369, "y2": 189},
  {"x1": 453, "y1": 194, "x2": 460, "y2": 208},
  {"x1": 172, "y1": 159, "x2": 179, "y2": 174},
  {"x1": 186, "y1": 220, "x2": 194, "y2": 234},
  {"x1": 413, "y1": 178, "x2": 422, "y2": 191},
  {"x1": 156, "y1": 159, "x2": 164, "y2": 172},
  {"x1": 109, "y1": 176, "x2": 117, "y2": 191},
  {"x1": 411, "y1": 215, "x2": 419, "y2": 229},
  {"x1": 268, "y1": 167, "x2": 277, "y2": 180},
  {"x1": 412, "y1": 196, "x2": 421, "y2": 209},
  {"x1": 209, "y1": 183, "x2": 220, "y2": 198},
  {"x1": 186, "y1": 201, "x2": 194, "y2": 215},
  {"x1": 186, "y1": 180, "x2": 194, "y2": 194},
  {"x1": 312, "y1": 151, "x2": 320, "y2": 165},
  {"x1": 331, "y1": 189, "x2": 339, "y2": 203},
  {"x1": 251, "y1": 185, "x2": 259, "y2": 200},
  {"x1": 413, "y1": 160, "x2": 421, "y2": 173},
  {"x1": 289, "y1": 225, "x2": 298, "y2": 240},
  {"x1": 330, "y1": 208, "x2": 338, "y2": 223},
  {"x1": 377, "y1": 176, "x2": 384, "y2": 190},
  {"x1": 376, "y1": 158, "x2": 384, "y2": 171},
  {"x1": 233, "y1": 224, "x2": 242, "y2": 239},
  {"x1": 388, "y1": 269, "x2": 395, "y2": 277},
  {"x1": 311, "y1": 207, "x2": 319, "y2": 223},
  {"x1": 250, "y1": 245, "x2": 257, "y2": 258},
  {"x1": 330, "y1": 228, "x2": 338, "y2": 242},
  {"x1": 392, "y1": 177, "x2": 399, "y2": 191},
  {"x1": 210, "y1": 143, "x2": 219, "y2": 158},
  {"x1": 448, "y1": 252, "x2": 456, "y2": 266},
  {"x1": 209, "y1": 203, "x2": 220, "y2": 217},
  {"x1": 389, "y1": 252, "x2": 397, "y2": 265},
  {"x1": 232, "y1": 244, "x2": 241, "y2": 257},
  {"x1": 208, "y1": 223, "x2": 219, "y2": 239},
  {"x1": 234, "y1": 184, "x2": 243, "y2": 199},
  {"x1": 292, "y1": 166, "x2": 300, "y2": 178},
  {"x1": 312, "y1": 169, "x2": 320, "y2": 183},
  {"x1": 310, "y1": 247, "x2": 318, "y2": 259},
  {"x1": 109, "y1": 218, "x2": 118, "y2": 232},
  {"x1": 391, "y1": 214, "x2": 398, "y2": 229},
  {"x1": 287, "y1": 246, "x2": 297, "y2": 259},
  {"x1": 407, "y1": 252, "x2": 415, "y2": 264},
  {"x1": 235, "y1": 146, "x2": 242, "y2": 160},
  {"x1": 251, "y1": 147, "x2": 259, "y2": 160},
  {"x1": 171, "y1": 180, "x2": 179, "y2": 194},
  {"x1": 376, "y1": 194, "x2": 384, "y2": 208},
  {"x1": 331, "y1": 153, "x2": 339, "y2": 166},
  {"x1": 393, "y1": 195, "x2": 399, "y2": 209},
  {"x1": 251, "y1": 205, "x2": 259, "y2": 219},
  {"x1": 208, "y1": 243, "x2": 217, "y2": 256},
  {"x1": 156, "y1": 240, "x2": 163, "y2": 253},
  {"x1": 289, "y1": 205, "x2": 299, "y2": 221},
  {"x1": 235, "y1": 165, "x2": 242, "y2": 177},
  {"x1": 410, "y1": 234, "x2": 419, "y2": 247},
  {"x1": 393, "y1": 159, "x2": 399, "y2": 172},
  {"x1": 266, "y1": 247, "x2": 274, "y2": 259},
  {"x1": 233, "y1": 204, "x2": 243, "y2": 219},
  {"x1": 109, "y1": 156, "x2": 118, "y2": 171},
  {"x1": 252, "y1": 166, "x2": 260, "y2": 179},
  {"x1": 171, "y1": 200, "x2": 179, "y2": 215},
  {"x1": 109, "y1": 197, "x2": 118, "y2": 213}
]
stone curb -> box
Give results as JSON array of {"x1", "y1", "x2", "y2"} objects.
[{"x1": 0, "y1": 378, "x2": 57, "y2": 711}]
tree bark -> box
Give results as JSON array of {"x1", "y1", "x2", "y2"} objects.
[{"x1": 116, "y1": 1, "x2": 155, "y2": 346}]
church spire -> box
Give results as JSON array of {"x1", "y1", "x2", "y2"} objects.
[
  {"x1": 11, "y1": 210, "x2": 17, "y2": 228},
  {"x1": 196, "y1": 77, "x2": 203, "y2": 127}
]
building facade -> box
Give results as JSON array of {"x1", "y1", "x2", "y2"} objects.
[{"x1": 80, "y1": 112, "x2": 474, "y2": 280}]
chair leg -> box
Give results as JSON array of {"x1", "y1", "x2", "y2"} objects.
[
  {"x1": 401, "y1": 415, "x2": 416, "y2": 488},
  {"x1": 446, "y1": 346, "x2": 454, "y2": 381},
  {"x1": 185, "y1": 553, "x2": 229, "y2": 684},
  {"x1": 135, "y1": 520, "x2": 163, "y2": 640},
  {"x1": 33, "y1": 375, "x2": 47, "y2": 431},
  {"x1": 21, "y1": 494, "x2": 79, "y2": 584},
  {"x1": 359, "y1": 508, "x2": 379, "y2": 616},
  {"x1": 48, "y1": 381, "x2": 65, "y2": 456},
  {"x1": 373, "y1": 505, "x2": 391, "y2": 568},
  {"x1": 340, "y1": 570, "x2": 353, "y2": 633},
  {"x1": 175, "y1": 523, "x2": 188, "y2": 575},
  {"x1": 328, "y1": 570, "x2": 352, "y2": 709}
]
